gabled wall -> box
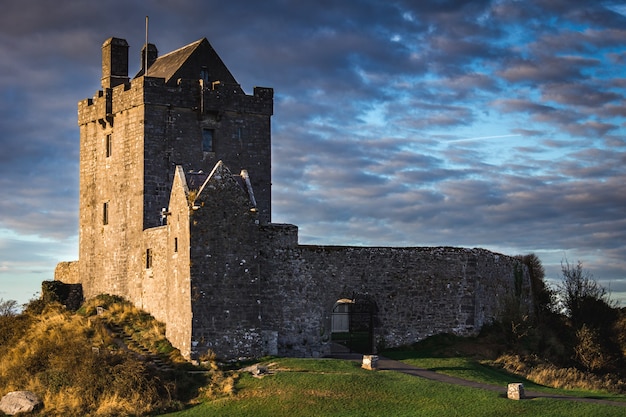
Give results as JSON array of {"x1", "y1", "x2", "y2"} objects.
[{"x1": 187, "y1": 162, "x2": 265, "y2": 359}]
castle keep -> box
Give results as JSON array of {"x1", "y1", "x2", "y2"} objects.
[{"x1": 55, "y1": 37, "x2": 532, "y2": 360}]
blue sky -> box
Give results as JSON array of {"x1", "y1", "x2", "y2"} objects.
[{"x1": 1, "y1": 0, "x2": 625, "y2": 305}]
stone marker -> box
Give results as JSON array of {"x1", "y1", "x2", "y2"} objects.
[
  {"x1": 362, "y1": 355, "x2": 379, "y2": 370},
  {"x1": 507, "y1": 383, "x2": 525, "y2": 400},
  {"x1": 0, "y1": 391, "x2": 42, "y2": 415}
]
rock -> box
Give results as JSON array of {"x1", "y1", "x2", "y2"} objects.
[
  {"x1": 240, "y1": 363, "x2": 279, "y2": 378},
  {"x1": 252, "y1": 365, "x2": 268, "y2": 376},
  {"x1": 507, "y1": 383, "x2": 525, "y2": 400},
  {"x1": 0, "y1": 391, "x2": 42, "y2": 415}
]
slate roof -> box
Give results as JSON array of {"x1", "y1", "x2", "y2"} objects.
[
  {"x1": 138, "y1": 39, "x2": 203, "y2": 81},
  {"x1": 134, "y1": 38, "x2": 240, "y2": 89}
]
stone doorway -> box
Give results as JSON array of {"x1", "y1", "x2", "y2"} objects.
[{"x1": 330, "y1": 295, "x2": 377, "y2": 354}]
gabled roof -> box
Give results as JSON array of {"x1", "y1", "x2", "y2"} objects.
[
  {"x1": 140, "y1": 39, "x2": 203, "y2": 81},
  {"x1": 135, "y1": 38, "x2": 241, "y2": 89}
]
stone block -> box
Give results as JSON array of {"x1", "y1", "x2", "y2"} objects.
[
  {"x1": 507, "y1": 383, "x2": 525, "y2": 400},
  {"x1": 362, "y1": 355, "x2": 379, "y2": 370}
]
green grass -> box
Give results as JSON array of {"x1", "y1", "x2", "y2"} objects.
[{"x1": 156, "y1": 358, "x2": 626, "y2": 417}]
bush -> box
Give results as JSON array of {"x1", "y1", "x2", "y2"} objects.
[{"x1": 574, "y1": 324, "x2": 616, "y2": 372}]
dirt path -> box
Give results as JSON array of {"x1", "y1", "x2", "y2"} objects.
[{"x1": 327, "y1": 352, "x2": 626, "y2": 408}]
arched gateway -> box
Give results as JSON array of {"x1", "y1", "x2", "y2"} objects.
[{"x1": 331, "y1": 295, "x2": 378, "y2": 354}]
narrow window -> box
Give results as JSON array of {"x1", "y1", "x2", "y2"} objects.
[
  {"x1": 105, "y1": 134, "x2": 112, "y2": 157},
  {"x1": 103, "y1": 202, "x2": 109, "y2": 225},
  {"x1": 202, "y1": 129, "x2": 214, "y2": 152},
  {"x1": 200, "y1": 67, "x2": 209, "y2": 84},
  {"x1": 146, "y1": 248, "x2": 152, "y2": 269},
  {"x1": 174, "y1": 237, "x2": 178, "y2": 253}
]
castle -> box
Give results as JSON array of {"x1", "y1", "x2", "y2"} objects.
[{"x1": 55, "y1": 36, "x2": 532, "y2": 360}]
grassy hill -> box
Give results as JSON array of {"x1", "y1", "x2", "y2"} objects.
[{"x1": 0, "y1": 296, "x2": 233, "y2": 416}]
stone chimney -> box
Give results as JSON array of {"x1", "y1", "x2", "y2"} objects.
[
  {"x1": 141, "y1": 43, "x2": 158, "y2": 75},
  {"x1": 101, "y1": 37, "x2": 129, "y2": 89}
]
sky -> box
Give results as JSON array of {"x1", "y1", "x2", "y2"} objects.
[{"x1": 0, "y1": 0, "x2": 625, "y2": 305}]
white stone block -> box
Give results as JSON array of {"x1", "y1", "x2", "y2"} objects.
[
  {"x1": 507, "y1": 383, "x2": 525, "y2": 400},
  {"x1": 362, "y1": 355, "x2": 379, "y2": 370}
]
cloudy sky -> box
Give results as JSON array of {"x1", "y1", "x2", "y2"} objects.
[{"x1": 1, "y1": 0, "x2": 625, "y2": 305}]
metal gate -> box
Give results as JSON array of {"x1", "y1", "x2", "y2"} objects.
[{"x1": 331, "y1": 295, "x2": 377, "y2": 354}]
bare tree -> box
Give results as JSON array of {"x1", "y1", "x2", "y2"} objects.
[
  {"x1": 0, "y1": 299, "x2": 19, "y2": 316},
  {"x1": 557, "y1": 259, "x2": 614, "y2": 326}
]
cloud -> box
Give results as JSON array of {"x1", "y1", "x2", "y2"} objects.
[
  {"x1": 1, "y1": 0, "x2": 625, "y2": 304},
  {"x1": 541, "y1": 83, "x2": 622, "y2": 108}
]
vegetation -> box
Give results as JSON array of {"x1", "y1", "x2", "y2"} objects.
[
  {"x1": 0, "y1": 299, "x2": 18, "y2": 317},
  {"x1": 0, "y1": 295, "x2": 234, "y2": 416},
  {"x1": 480, "y1": 255, "x2": 626, "y2": 392}
]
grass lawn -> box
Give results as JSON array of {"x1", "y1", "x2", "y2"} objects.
[{"x1": 157, "y1": 357, "x2": 626, "y2": 417}]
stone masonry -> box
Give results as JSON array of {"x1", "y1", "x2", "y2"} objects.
[{"x1": 55, "y1": 36, "x2": 532, "y2": 360}]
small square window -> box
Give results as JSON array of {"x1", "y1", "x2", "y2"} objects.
[
  {"x1": 202, "y1": 129, "x2": 214, "y2": 152},
  {"x1": 103, "y1": 202, "x2": 109, "y2": 225}
]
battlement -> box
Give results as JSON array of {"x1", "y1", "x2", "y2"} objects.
[
  {"x1": 202, "y1": 83, "x2": 273, "y2": 115},
  {"x1": 78, "y1": 77, "x2": 273, "y2": 126}
]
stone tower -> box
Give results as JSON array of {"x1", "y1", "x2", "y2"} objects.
[{"x1": 75, "y1": 37, "x2": 273, "y2": 302}]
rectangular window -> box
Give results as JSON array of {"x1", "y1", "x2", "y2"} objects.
[
  {"x1": 202, "y1": 129, "x2": 214, "y2": 152},
  {"x1": 103, "y1": 202, "x2": 109, "y2": 225},
  {"x1": 105, "y1": 134, "x2": 112, "y2": 157},
  {"x1": 174, "y1": 237, "x2": 178, "y2": 253},
  {"x1": 146, "y1": 248, "x2": 152, "y2": 269},
  {"x1": 200, "y1": 68, "x2": 210, "y2": 84}
]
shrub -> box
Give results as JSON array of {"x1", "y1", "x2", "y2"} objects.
[
  {"x1": 574, "y1": 324, "x2": 617, "y2": 373},
  {"x1": 493, "y1": 353, "x2": 626, "y2": 393}
]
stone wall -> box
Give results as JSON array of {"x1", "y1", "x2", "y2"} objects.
[
  {"x1": 77, "y1": 78, "x2": 146, "y2": 300},
  {"x1": 54, "y1": 261, "x2": 79, "y2": 285},
  {"x1": 139, "y1": 226, "x2": 168, "y2": 319},
  {"x1": 260, "y1": 245, "x2": 531, "y2": 358}
]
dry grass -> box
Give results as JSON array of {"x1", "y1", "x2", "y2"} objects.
[
  {"x1": 80, "y1": 295, "x2": 178, "y2": 357},
  {"x1": 0, "y1": 297, "x2": 233, "y2": 416},
  {"x1": 493, "y1": 353, "x2": 626, "y2": 393}
]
